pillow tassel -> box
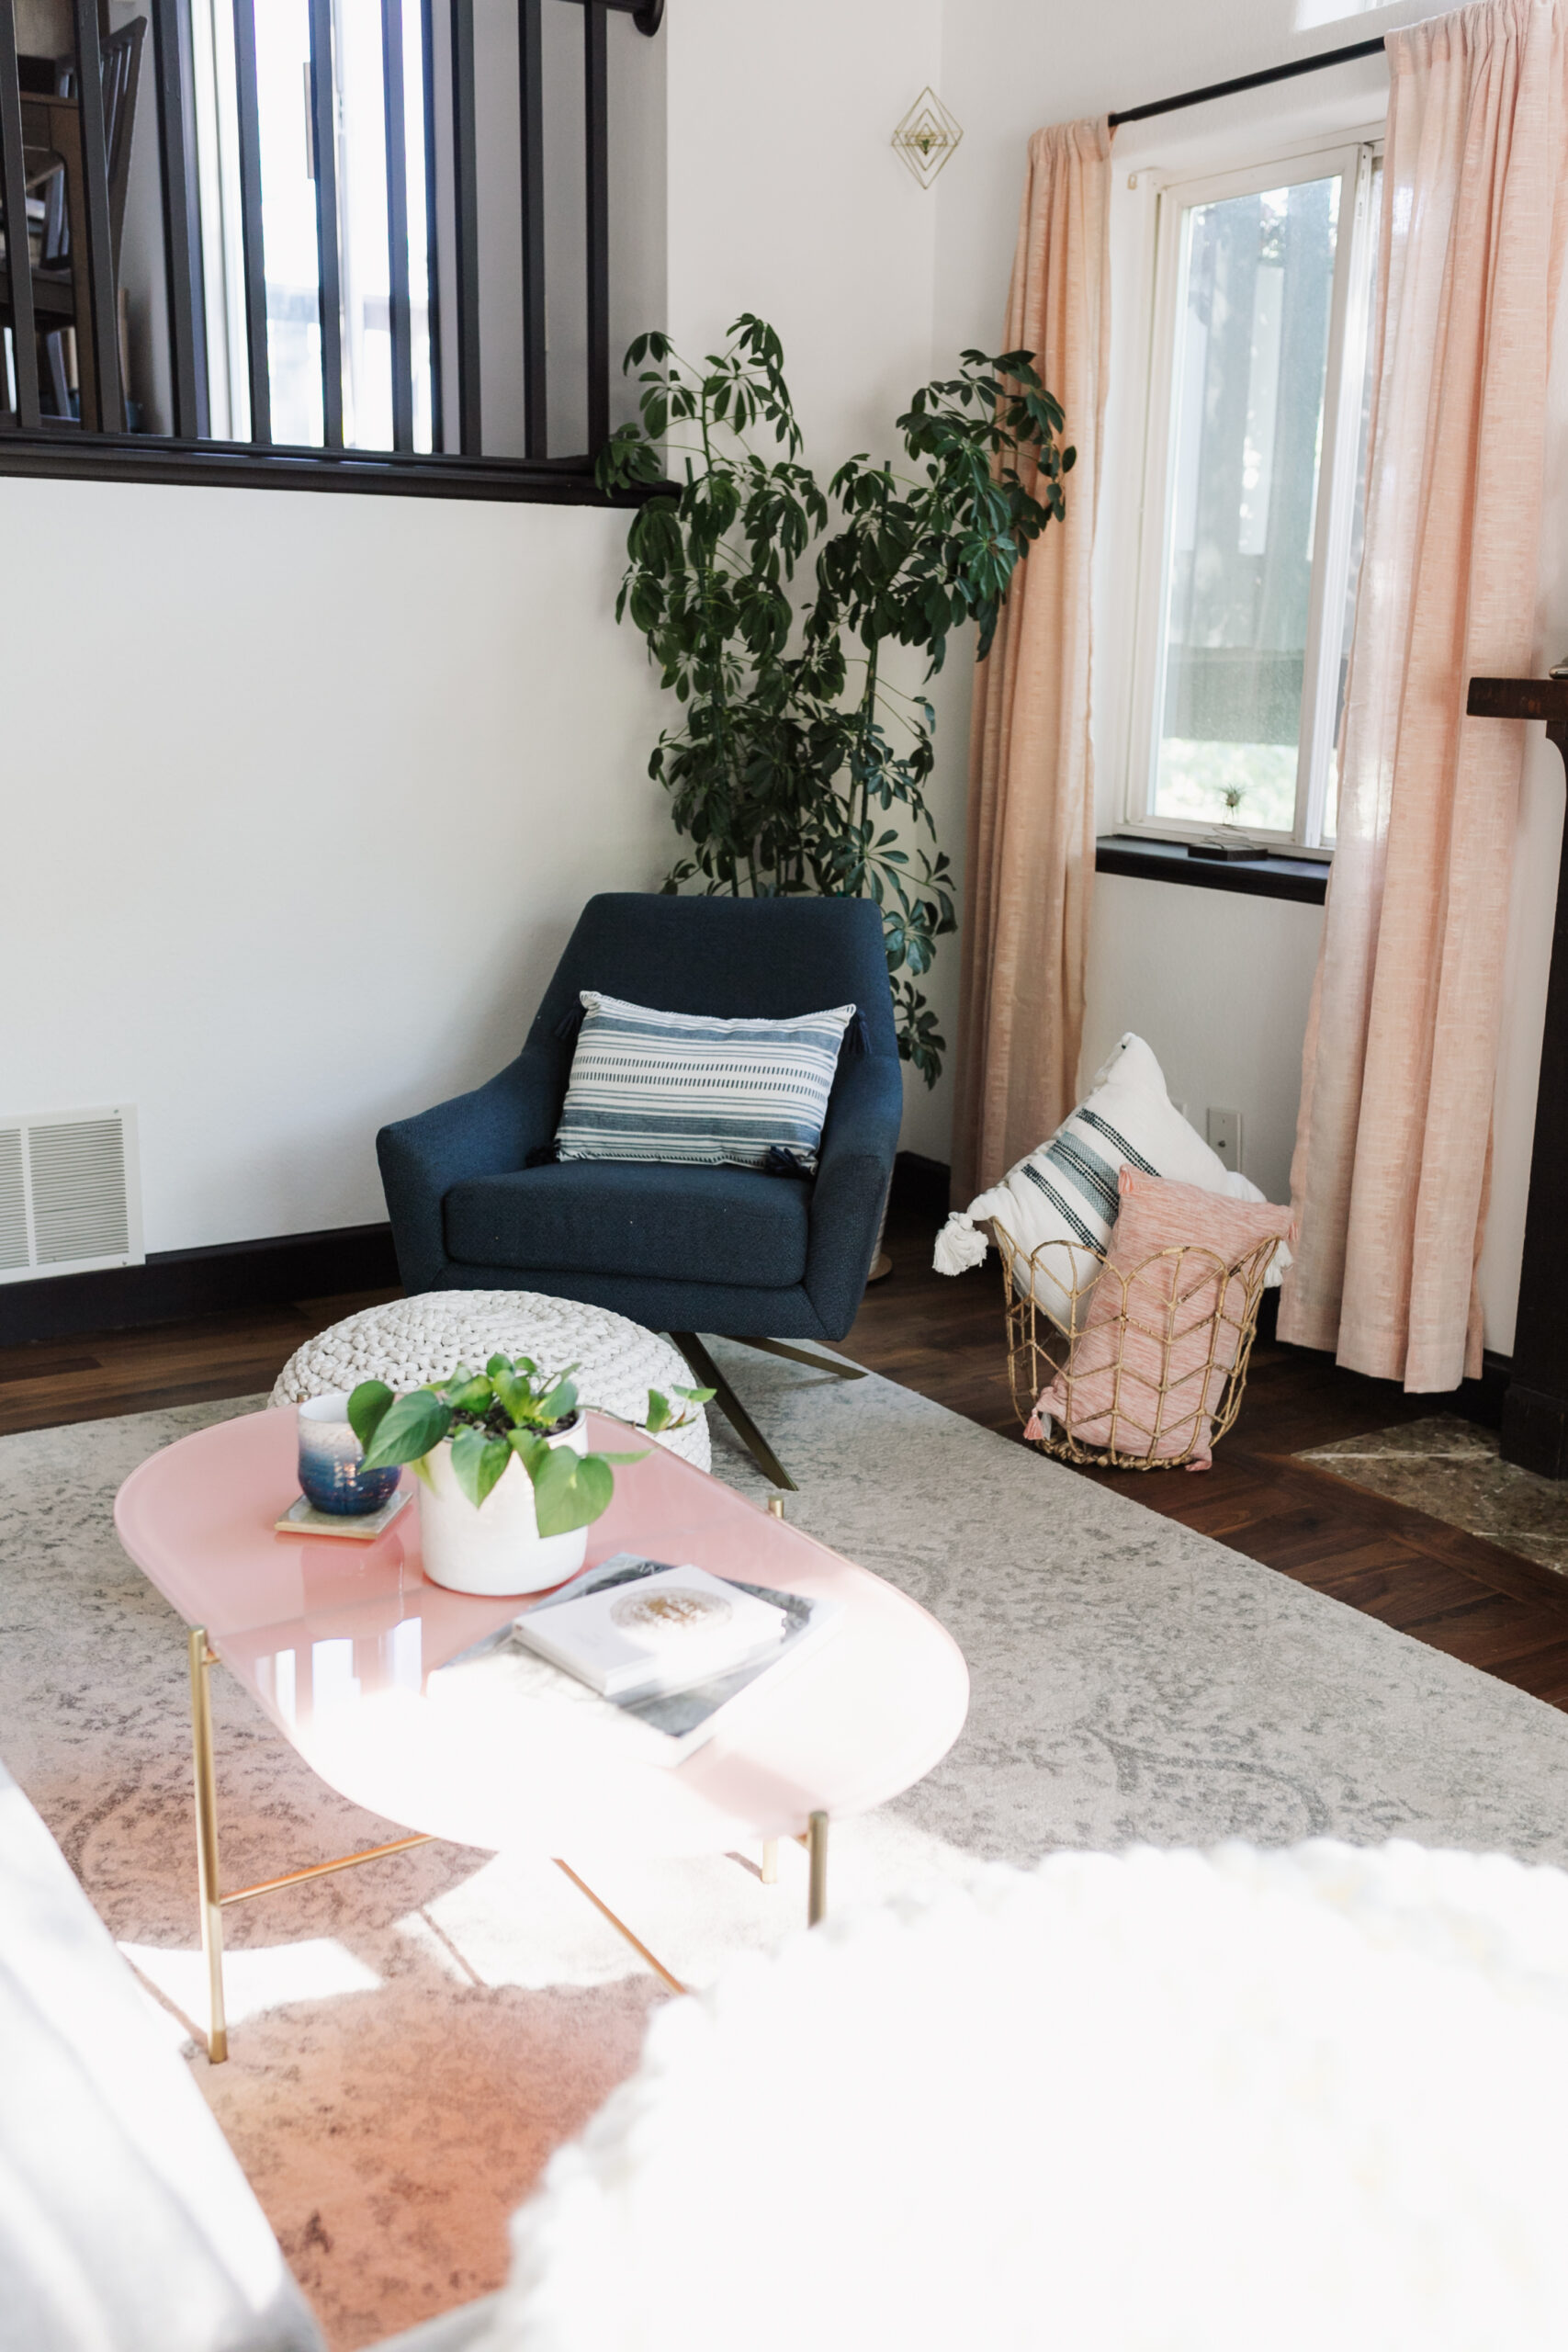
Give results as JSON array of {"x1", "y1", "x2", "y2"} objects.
[
  {"x1": 553, "y1": 1001, "x2": 585, "y2": 1043},
  {"x1": 933, "y1": 1213, "x2": 989, "y2": 1276}
]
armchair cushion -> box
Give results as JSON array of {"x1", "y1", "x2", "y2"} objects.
[{"x1": 443, "y1": 1162, "x2": 813, "y2": 1290}]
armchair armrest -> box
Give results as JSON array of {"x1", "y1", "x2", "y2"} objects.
[
  {"x1": 377, "y1": 1049, "x2": 562, "y2": 1294},
  {"x1": 805, "y1": 1055, "x2": 904, "y2": 1340}
]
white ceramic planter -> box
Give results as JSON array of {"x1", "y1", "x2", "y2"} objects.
[{"x1": 417, "y1": 1414, "x2": 591, "y2": 1596}]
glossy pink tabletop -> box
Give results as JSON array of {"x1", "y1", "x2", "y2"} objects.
[{"x1": 114, "y1": 1408, "x2": 968, "y2": 1860}]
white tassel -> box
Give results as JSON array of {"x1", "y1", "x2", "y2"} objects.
[
  {"x1": 1264, "y1": 1240, "x2": 1293, "y2": 1288},
  {"x1": 932, "y1": 1214, "x2": 989, "y2": 1276}
]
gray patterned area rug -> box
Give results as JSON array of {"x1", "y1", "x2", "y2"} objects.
[{"x1": 8, "y1": 1344, "x2": 1568, "y2": 2349}]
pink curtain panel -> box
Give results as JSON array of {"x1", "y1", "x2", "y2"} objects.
[
  {"x1": 1281, "y1": 0, "x2": 1568, "y2": 1391},
  {"x1": 953, "y1": 117, "x2": 1112, "y2": 1204}
]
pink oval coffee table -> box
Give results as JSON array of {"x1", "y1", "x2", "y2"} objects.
[{"x1": 116, "y1": 1406, "x2": 968, "y2": 2058}]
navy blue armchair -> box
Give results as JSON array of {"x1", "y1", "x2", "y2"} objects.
[{"x1": 377, "y1": 893, "x2": 902, "y2": 1486}]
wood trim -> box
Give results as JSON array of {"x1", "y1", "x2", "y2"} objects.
[
  {"x1": 1096, "y1": 837, "x2": 1329, "y2": 904},
  {"x1": 0, "y1": 433, "x2": 658, "y2": 502},
  {"x1": 0, "y1": 1225, "x2": 400, "y2": 1346}
]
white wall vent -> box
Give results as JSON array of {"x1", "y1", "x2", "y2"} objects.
[{"x1": 0, "y1": 1108, "x2": 143, "y2": 1284}]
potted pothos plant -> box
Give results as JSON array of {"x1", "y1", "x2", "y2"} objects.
[
  {"x1": 596, "y1": 316, "x2": 1073, "y2": 1084},
  {"x1": 348, "y1": 1355, "x2": 711, "y2": 1598}
]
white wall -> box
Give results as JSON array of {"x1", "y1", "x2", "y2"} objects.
[
  {"x1": 1084, "y1": 882, "x2": 1324, "y2": 1205},
  {"x1": 664, "y1": 0, "x2": 953, "y2": 1156},
  {"x1": 0, "y1": 478, "x2": 669, "y2": 1253}
]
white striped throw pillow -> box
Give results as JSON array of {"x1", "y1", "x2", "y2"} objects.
[
  {"x1": 554, "y1": 991, "x2": 857, "y2": 1173},
  {"x1": 932, "y1": 1033, "x2": 1291, "y2": 1329}
]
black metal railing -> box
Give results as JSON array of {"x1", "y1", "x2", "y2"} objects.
[{"x1": 0, "y1": 0, "x2": 661, "y2": 497}]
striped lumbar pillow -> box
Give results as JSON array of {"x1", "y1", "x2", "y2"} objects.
[{"x1": 554, "y1": 991, "x2": 856, "y2": 1173}]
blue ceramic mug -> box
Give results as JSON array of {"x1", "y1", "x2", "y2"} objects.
[{"x1": 297, "y1": 1391, "x2": 402, "y2": 1516}]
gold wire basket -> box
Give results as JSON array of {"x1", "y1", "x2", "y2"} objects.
[{"x1": 993, "y1": 1222, "x2": 1277, "y2": 1471}]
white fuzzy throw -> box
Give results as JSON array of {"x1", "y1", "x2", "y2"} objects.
[{"x1": 482, "y1": 1842, "x2": 1568, "y2": 2351}]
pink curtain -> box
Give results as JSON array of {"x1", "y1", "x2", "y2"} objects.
[
  {"x1": 952, "y1": 119, "x2": 1111, "y2": 1204},
  {"x1": 1280, "y1": 0, "x2": 1568, "y2": 1389}
]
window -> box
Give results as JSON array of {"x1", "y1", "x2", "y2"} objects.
[
  {"x1": 1123, "y1": 141, "x2": 1382, "y2": 854},
  {"x1": 0, "y1": 0, "x2": 663, "y2": 499}
]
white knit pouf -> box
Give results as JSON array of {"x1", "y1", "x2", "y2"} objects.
[
  {"x1": 484, "y1": 1841, "x2": 1568, "y2": 2352},
  {"x1": 269, "y1": 1290, "x2": 711, "y2": 1473}
]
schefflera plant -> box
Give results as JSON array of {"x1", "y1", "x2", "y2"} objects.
[{"x1": 347, "y1": 1354, "x2": 712, "y2": 1538}]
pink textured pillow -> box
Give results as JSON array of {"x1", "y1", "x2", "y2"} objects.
[{"x1": 1025, "y1": 1167, "x2": 1295, "y2": 1470}]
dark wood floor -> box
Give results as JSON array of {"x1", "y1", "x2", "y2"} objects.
[{"x1": 6, "y1": 1204, "x2": 1568, "y2": 1709}]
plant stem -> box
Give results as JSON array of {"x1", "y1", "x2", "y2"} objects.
[{"x1": 695, "y1": 387, "x2": 761, "y2": 896}]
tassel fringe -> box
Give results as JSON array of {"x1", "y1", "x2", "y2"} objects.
[{"x1": 932, "y1": 1214, "x2": 989, "y2": 1276}]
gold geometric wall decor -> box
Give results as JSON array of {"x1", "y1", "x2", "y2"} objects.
[{"x1": 891, "y1": 87, "x2": 964, "y2": 188}]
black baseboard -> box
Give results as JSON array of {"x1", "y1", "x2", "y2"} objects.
[
  {"x1": 889, "y1": 1150, "x2": 952, "y2": 1221},
  {"x1": 1456, "y1": 1349, "x2": 1513, "y2": 1430},
  {"x1": 0, "y1": 1223, "x2": 400, "y2": 1348}
]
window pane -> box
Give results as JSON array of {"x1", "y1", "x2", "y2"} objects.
[
  {"x1": 403, "y1": 0, "x2": 434, "y2": 454},
  {"x1": 1155, "y1": 175, "x2": 1341, "y2": 832},
  {"x1": 336, "y1": 0, "x2": 394, "y2": 449},
  {"x1": 1323, "y1": 157, "x2": 1382, "y2": 844},
  {"x1": 254, "y1": 0, "x2": 323, "y2": 447}
]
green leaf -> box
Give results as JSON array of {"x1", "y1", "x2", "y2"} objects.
[
  {"x1": 674, "y1": 1384, "x2": 717, "y2": 1405},
  {"x1": 445, "y1": 1374, "x2": 494, "y2": 1416},
  {"x1": 643, "y1": 1387, "x2": 671, "y2": 1435},
  {"x1": 491, "y1": 1370, "x2": 536, "y2": 1424},
  {"x1": 507, "y1": 1427, "x2": 547, "y2": 1475},
  {"x1": 357, "y1": 1387, "x2": 452, "y2": 1470},
  {"x1": 449, "y1": 1428, "x2": 513, "y2": 1510},
  {"x1": 346, "y1": 1380, "x2": 393, "y2": 1454},
  {"x1": 527, "y1": 1447, "x2": 615, "y2": 1538},
  {"x1": 536, "y1": 1379, "x2": 579, "y2": 1429}
]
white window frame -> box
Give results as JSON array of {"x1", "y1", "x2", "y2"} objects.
[{"x1": 1121, "y1": 135, "x2": 1382, "y2": 858}]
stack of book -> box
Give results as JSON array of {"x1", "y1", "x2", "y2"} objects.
[{"x1": 434, "y1": 1554, "x2": 842, "y2": 1765}]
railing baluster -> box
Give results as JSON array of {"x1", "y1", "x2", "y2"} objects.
[
  {"x1": 71, "y1": 0, "x2": 121, "y2": 431},
  {"x1": 230, "y1": 0, "x2": 269, "y2": 443},
  {"x1": 449, "y1": 0, "x2": 479, "y2": 452},
  {"x1": 0, "y1": 0, "x2": 40, "y2": 427},
  {"x1": 518, "y1": 0, "x2": 545, "y2": 458},
  {"x1": 583, "y1": 0, "x2": 608, "y2": 457},
  {"x1": 309, "y1": 0, "x2": 344, "y2": 447},
  {"x1": 382, "y1": 0, "x2": 413, "y2": 451},
  {"x1": 152, "y1": 0, "x2": 207, "y2": 437},
  {"x1": 421, "y1": 0, "x2": 441, "y2": 450}
]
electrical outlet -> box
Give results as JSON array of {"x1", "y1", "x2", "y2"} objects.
[{"x1": 1206, "y1": 1107, "x2": 1242, "y2": 1171}]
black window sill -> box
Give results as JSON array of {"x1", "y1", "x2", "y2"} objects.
[
  {"x1": 1095, "y1": 835, "x2": 1328, "y2": 904},
  {"x1": 0, "y1": 427, "x2": 657, "y2": 505}
]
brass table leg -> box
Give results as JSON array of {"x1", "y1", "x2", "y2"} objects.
[
  {"x1": 554, "y1": 1860, "x2": 687, "y2": 1994},
  {"x1": 807, "y1": 1810, "x2": 828, "y2": 1928},
  {"x1": 188, "y1": 1627, "x2": 228, "y2": 2064}
]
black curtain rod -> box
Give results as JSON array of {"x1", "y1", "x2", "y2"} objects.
[{"x1": 1108, "y1": 34, "x2": 1385, "y2": 129}]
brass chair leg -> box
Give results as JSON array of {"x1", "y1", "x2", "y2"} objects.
[
  {"x1": 731, "y1": 1336, "x2": 868, "y2": 1382},
  {"x1": 671, "y1": 1333, "x2": 797, "y2": 1491},
  {"x1": 188, "y1": 1627, "x2": 228, "y2": 2064},
  {"x1": 761, "y1": 1838, "x2": 779, "y2": 1885}
]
